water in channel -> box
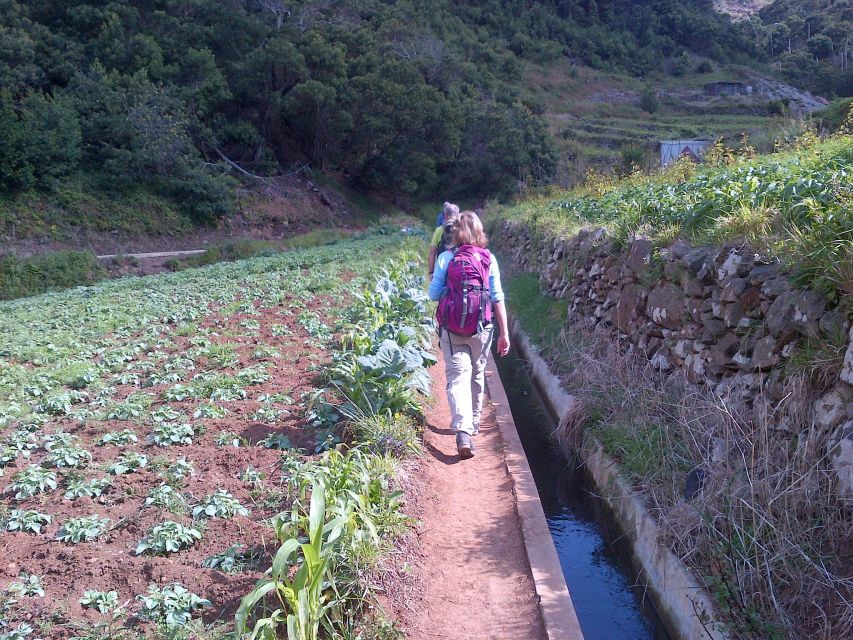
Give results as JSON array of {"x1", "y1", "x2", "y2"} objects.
[{"x1": 493, "y1": 350, "x2": 671, "y2": 640}]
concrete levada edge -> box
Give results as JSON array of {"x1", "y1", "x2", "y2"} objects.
[
  {"x1": 484, "y1": 358, "x2": 585, "y2": 640},
  {"x1": 509, "y1": 318, "x2": 730, "y2": 640}
]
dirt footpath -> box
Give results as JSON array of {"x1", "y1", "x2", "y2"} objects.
[{"x1": 404, "y1": 352, "x2": 546, "y2": 640}]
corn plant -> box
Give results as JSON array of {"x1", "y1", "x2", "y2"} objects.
[
  {"x1": 106, "y1": 451, "x2": 148, "y2": 475},
  {"x1": 6, "y1": 510, "x2": 51, "y2": 534},
  {"x1": 9, "y1": 465, "x2": 57, "y2": 499},
  {"x1": 236, "y1": 482, "x2": 348, "y2": 640},
  {"x1": 56, "y1": 514, "x2": 110, "y2": 543},
  {"x1": 64, "y1": 476, "x2": 112, "y2": 500},
  {"x1": 136, "y1": 583, "x2": 211, "y2": 628},
  {"x1": 192, "y1": 490, "x2": 248, "y2": 519},
  {"x1": 135, "y1": 521, "x2": 202, "y2": 555}
]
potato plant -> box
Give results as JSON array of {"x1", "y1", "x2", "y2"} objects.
[
  {"x1": 64, "y1": 476, "x2": 112, "y2": 500},
  {"x1": 95, "y1": 429, "x2": 139, "y2": 447},
  {"x1": 202, "y1": 544, "x2": 259, "y2": 574},
  {"x1": 136, "y1": 583, "x2": 211, "y2": 628},
  {"x1": 6, "y1": 510, "x2": 51, "y2": 534},
  {"x1": 147, "y1": 422, "x2": 195, "y2": 447},
  {"x1": 79, "y1": 589, "x2": 119, "y2": 614},
  {"x1": 56, "y1": 514, "x2": 110, "y2": 543},
  {"x1": 45, "y1": 444, "x2": 91, "y2": 469},
  {"x1": 163, "y1": 457, "x2": 195, "y2": 485},
  {"x1": 135, "y1": 521, "x2": 202, "y2": 555},
  {"x1": 144, "y1": 484, "x2": 187, "y2": 512},
  {"x1": 106, "y1": 451, "x2": 148, "y2": 475},
  {"x1": 9, "y1": 465, "x2": 57, "y2": 500},
  {"x1": 8, "y1": 573, "x2": 44, "y2": 598},
  {"x1": 0, "y1": 231, "x2": 419, "y2": 635},
  {"x1": 192, "y1": 490, "x2": 248, "y2": 520}
]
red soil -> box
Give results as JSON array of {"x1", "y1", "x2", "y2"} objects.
[
  {"x1": 3, "y1": 297, "x2": 335, "y2": 635},
  {"x1": 402, "y1": 352, "x2": 546, "y2": 640}
]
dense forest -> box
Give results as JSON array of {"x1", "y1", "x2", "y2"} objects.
[
  {"x1": 752, "y1": 0, "x2": 853, "y2": 96},
  {"x1": 0, "y1": 0, "x2": 765, "y2": 224}
]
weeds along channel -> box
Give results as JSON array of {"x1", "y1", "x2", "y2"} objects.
[
  {"x1": 504, "y1": 275, "x2": 852, "y2": 640},
  {"x1": 0, "y1": 228, "x2": 435, "y2": 640}
]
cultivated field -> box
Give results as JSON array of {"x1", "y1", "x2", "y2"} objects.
[{"x1": 0, "y1": 230, "x2": 432, "y2": 639}]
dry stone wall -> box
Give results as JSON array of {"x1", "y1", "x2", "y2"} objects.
[{"x1": 492, "y1": 219, "x2": 853, "y2": 500}]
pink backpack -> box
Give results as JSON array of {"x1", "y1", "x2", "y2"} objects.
[{"x1": 437, "y1": 245, "x2": 493, "y2": 336}]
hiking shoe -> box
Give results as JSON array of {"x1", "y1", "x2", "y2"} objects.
[{"x1": 456, "y1": 432, "x2": 475, "y2": 459}]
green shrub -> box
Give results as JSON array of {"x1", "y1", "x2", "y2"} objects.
[
  {"x1": 639, "y1": 88, "x2": 659, "y2": 114},
  {"x1": 281, "y1": 229, "x2": 351, "y2": 250},
  {"x1": 0, "y1": 251, "x2": 105, "y2": 300},
  {"x1": 174, "y1": 240, "x2": 279, "y2": 270}
]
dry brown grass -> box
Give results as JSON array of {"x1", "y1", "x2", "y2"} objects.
[{"x1": 545, "y1": 323, "x2": 853, "y2": 640}]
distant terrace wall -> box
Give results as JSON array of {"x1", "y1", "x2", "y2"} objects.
[{"x1": 491, "y1": 218, "x2": 853, "y2": 499}]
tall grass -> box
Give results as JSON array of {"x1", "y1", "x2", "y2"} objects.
[
  {"x1": 537, "y1": 320, "x2": 852, "y2": 640},
  {"x1": 0, "y1": 251, "x2": 105, "y2": 300},
  {"x1": 496, "y1": 134, "x2": 853, "y2": 302}
]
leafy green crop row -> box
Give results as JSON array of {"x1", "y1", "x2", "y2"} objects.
[{"x1": 237, "y1": 252, "x2": 435, "y2": 640}]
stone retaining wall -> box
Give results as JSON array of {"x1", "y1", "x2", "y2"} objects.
[{"x1": 491, "y1": 218, "x2": 853, "y2": 499}]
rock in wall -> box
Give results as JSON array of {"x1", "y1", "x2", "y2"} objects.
[{"x1": 492, "y1": 218, "x2": 853, "y2": 500}]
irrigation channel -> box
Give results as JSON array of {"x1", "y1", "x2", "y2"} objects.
[{"x1": 493, "y1": 349, "x2": 672, "y2": 640}]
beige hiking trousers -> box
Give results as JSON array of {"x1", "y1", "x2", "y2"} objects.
[{"x1": 440, "y1": 326, "x2": 494, "y2": 436}]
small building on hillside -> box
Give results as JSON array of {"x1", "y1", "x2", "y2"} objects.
[{"x1": 659, "y1": 140, "x2": 711, "y2": 167}]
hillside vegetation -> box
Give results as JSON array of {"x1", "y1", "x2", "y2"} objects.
[
  {"x1": 496, "y1": 130, "x2": 853, "y2": 303},
  {"x1": 0, "y1": 0, "x2": 766, "y2": 237},
  {"x1": 748, "y1": 0, "x2": 852, "y2": 96},
  {"x1": 714, "y1": 0, "x2": 851, "y2": 96}
]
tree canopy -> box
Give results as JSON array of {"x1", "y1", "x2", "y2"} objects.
[{"x1": 0, "y1": 0, "x2": 762, "y2": 221}]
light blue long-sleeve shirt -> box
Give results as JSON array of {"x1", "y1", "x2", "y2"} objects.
[{"x1": 428, "y1": 249, "x2": 505, "y2": 303}]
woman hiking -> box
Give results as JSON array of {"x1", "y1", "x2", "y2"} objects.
[
  {"x1": 428, "y1": 211, "x2": 510, "y2": 459},
  {"x1": 427, "y1": 202, "x2": 460, "y2": 277}
]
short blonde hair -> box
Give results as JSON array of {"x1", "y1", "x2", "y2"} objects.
[{"x1": 452, "y1": 211, "x2": 488, "y2": 248}]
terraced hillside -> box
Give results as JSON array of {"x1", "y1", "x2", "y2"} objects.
[{"x1": 526, "y1": 60, "x2": 828, "y2": 177}]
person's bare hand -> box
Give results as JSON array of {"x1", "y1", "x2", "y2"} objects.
[{"x1": 496, "y1": 334, "x2": 510, "y2": 357}]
